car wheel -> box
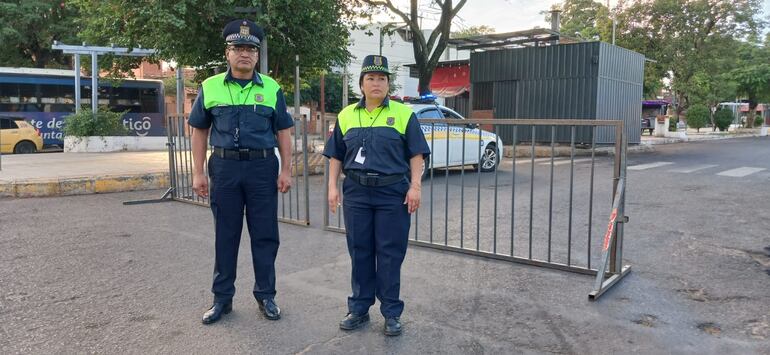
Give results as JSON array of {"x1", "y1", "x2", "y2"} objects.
[
  {"x1": 475, "y1": 144, "x2": 499, "y2": 172},
  {"x1": 14, "y1": 141, "x2": 37, "y2": 154}
]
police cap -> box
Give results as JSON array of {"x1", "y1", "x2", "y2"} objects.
[
  {"x1": 360, "y1": 55, "x2": 391, "y2": 76},
  {"x1": 222, "y1": 19, "x2": 264, "y2": 47}
]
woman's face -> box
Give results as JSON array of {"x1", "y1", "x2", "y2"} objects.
[{"x1": 361, "y1": 72, "x2": 389, "y2": 101}]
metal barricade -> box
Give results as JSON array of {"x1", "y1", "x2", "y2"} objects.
[
  {"x1": 322, "y1": 118, "x2": 630, "y2": 300},
  {"x1": 153, "y1": 114, "x2": 310, "y2": 226}
]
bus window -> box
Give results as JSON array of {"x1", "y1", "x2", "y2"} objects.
[
  {"x1": 140, "y1": 88, "x2": 160, "y2": 112},
  {"x1": 1, "y1": 68, "x2": 165, "y2": 147}
]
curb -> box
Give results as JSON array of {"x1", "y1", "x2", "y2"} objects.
[
  {"x1": 503, "y1": 144, "x2": 654, "y2": 158},
  {"x1": 0, "y1": 172, "x2": 169, "y2": 199}
]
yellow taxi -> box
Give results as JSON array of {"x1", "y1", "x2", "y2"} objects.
[{"x1": 0, "y1": 115, "x2": 43, "y2": 154}]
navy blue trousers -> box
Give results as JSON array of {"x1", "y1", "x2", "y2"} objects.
[
  {"x1": 208, "y1": 154, "x2": 279, "y2": 304},
  {"x1": 342, "y1": 177, "x2": 411, "y2": 318}
]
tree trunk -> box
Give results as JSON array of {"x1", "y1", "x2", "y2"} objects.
[
  {"x1": 418, "y1": 65, "x2": 433, "y2": 95},
  {"x1": 746, "y1": 100, "x2": 757, "y2": 128}
]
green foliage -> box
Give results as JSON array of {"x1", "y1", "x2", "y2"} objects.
[
  {"x1": 669, "y1": 117, "x2": 678, "y2": 131},
  {"x1": 62, "y1": 108, "x2": 128, "y2": 137},
  {"x1": 731, "y1": 40, "x2": 770, "y2": 128},
  {"x1": 610, "y1": 0, "x2": 763, "y2": 102},
  {"x1": 162, "y1": 76, "x2": 196, "y2": 97},
  {"x1": 685, "y1": 104, "x2": 709, "y2": 132},
  {"x1": 755, "y1": 115, "x2": 765, "y2": 127},
  {"x1": 714, "y1": 109, "x2": 734, "y2": 131},
  {"x1": 451, "y1": 25, "x2": 496, "y2": 39},
  {"x1": 0, "y1": 0, "x2": 80, "y2": 68},
  {"x1": 70, "y1": 0, "x2": 365, "y2": 84},
  {"x1": 546, "y1": 0, "x2": 610, "y2": 41}
]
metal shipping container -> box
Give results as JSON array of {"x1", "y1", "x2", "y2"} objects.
[{"x1": 470, "y1": 42, "x2": 644, "y2": 144}]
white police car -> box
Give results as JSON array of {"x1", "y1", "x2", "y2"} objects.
[{"x1": 406, "y1": 102, "x2": 503, "y2": 179}]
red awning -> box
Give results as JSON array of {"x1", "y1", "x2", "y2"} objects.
[{"x1": 429, "y1": 64, "x2": 470, "y2": 98}]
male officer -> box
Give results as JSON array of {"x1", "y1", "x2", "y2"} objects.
[
  {"x1": 189, "y1": 19, "x2": 294, "y2": 324},
  {"x1": 323, "y1": 55, "x2": 430, "y2": 336}
]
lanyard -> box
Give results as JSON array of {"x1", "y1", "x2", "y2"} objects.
[
  {"x1": 357, "y1": 106, "x2": 385, "y2": 154},
  {"x1": 226, "y1": 81, "x2": 256, "y2": 147}
]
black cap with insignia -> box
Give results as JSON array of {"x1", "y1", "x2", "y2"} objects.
[
  {"x1": 222, "y1": 19, "x2": 264, "y2": 47},
  {"x1": 360, "y1": 54, "x2": 390, "y2": 75},
  {"x1": 359, "y1": 54, "x2": 391, "y2": 86}
]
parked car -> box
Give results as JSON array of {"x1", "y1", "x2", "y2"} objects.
[
  {"x1": 326, "y1": 101, "x2": 504, "y2": 179},
  {"x1": 0, "y1": 115, "x2": 43, "y2": 154},
  {"x1": 406, "y1": 103, "x2": 503, "y2": 179}
]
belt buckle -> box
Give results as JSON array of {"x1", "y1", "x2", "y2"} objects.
[
  {"x1": 364, "y1": 176, "x2": 377, "y2": 186},
  {"x1": 239, "y1": 148, "x2": 249, "y2": 160}
]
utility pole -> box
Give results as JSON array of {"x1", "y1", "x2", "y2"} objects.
[
  {"x1": 176, "y1": 64, "x2": 184, "y2": 115},
  {"x1": 342, "y1": 66, "x2": 349, "y2": 109},
  {"x1": 320, "y1": 72, "x2": 325, "y2": 133},
  {"x1": 610, "y1": 0, "x2": 616, "y2": 45}
]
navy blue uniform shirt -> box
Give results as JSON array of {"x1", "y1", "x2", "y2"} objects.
[
  {"x1": 188, "y1": 70, "x2": 294, "y2": 149},
  {"x1": 323, "y1": 98, "x2": 430, "y2": 176}
]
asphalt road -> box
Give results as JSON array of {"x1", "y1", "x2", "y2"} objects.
[{"x1": 1, "y1": 136, "x2": 769, "y2": 354}]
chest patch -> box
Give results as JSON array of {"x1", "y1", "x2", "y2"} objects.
[
  {"x1": 386, "y1": 117, "x2": 395, "y2": 126},
  {"x1": 255, "y1": 94, "x2": 264, "y2": 103}
]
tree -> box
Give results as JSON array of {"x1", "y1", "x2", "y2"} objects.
[
  {"x1": 713, "y1": 108, "x2": 734, "y2": 131},
  {"x1": 0, "y1": 1, "x2": 80, "y2": 68},
  {"x1": 688, "y1": 38, "x2": 741, "y2": 129},
  {"x1": 614, "y1": 0, "x2": 763, "y2": 115},
  {"x1": 685, "y1": 104, "x2": 709, "y2": 132},
  {"x1": 363, "y1": 0, "x2": 468, "y2": 95},
  {"x1": 451, "y1": 25, "x2": 495, "y2": 39},
  {"x1": 546, "y1": 0, "x2": 611, "y2": 41},
  {"x1": 70, "y1": 0, "x2": 364, "y2": 85},
  {"x1": 732, "y1": 40, "x2": 770, "y2": 128},
  {"x1": 689, "y1": 72, "x2": 738, "y2": 130}
]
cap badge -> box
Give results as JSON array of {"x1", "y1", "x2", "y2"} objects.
[
  {"x1": 373, "y1": 56, "x2": 383, "y2": 66},
  {"x1": 240, "y1": 22, "x2": 250, "y2": 36}
]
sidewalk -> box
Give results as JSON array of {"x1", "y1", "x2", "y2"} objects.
[
  {"x1": 1, "y1": 128, "x2": 764, "y2": 198},
  {"x1": 0, "y1": 150, "x2": 330, "y2": 198},
  {"x1": 640, "y1": 127, "x2": 764, "y2": 145},
  {"x1": 0, "y1": 151, "x2": 170, "y2": 198}
]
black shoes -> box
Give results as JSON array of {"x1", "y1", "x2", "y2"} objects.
[
  {"x1": 201, "y1": 302, "x2": 232, "y2": 324},
  {"x1": 384, "y1": 317, "x2": 402, "y2": 336},
  {"x1": 340, "y1": 313, "x2": 401, "y2": 336},
  {"x1": 339, "y1": 312, "x2": 370, "y2": 330},
  {"x1": 202, "y1": 299, "x2": 280, "y2": 324},
  {"x1": 258, "y1": 298, "x2": 281, "y2": 320}
]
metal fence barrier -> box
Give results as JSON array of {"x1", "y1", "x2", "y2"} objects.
[
  {"x1": 323, "y1": 118, "x2": 630, "y2": 300},
  {"x1": 126, "y1": 114, "x2": 310, "y2": 227}
]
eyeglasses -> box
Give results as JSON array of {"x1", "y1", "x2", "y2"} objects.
[{"x1": 228, "y1": 46, "x2": 258, "y2": 54}]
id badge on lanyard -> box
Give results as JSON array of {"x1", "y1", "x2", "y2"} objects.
[{"x1": 354, "y1": 147, "x2": 366, "y2": 164}]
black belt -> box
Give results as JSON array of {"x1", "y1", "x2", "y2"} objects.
[
  {"x1": 344, "y1": 170, "x2": 405, "y2": 187},
  {"x1": 212, "y1": 147, "x2": 272, "y2": 160}
]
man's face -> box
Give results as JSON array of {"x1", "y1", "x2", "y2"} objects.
[
  {"x1": 226, "y1": 45, "x2": 259, "y2": 72},
  {"x1": 361, "y1": 72, "x2": 389, "y2": 101}
]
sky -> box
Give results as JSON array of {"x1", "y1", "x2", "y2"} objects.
[{"x1": 374, "y1": 0, "x2": 770, "y2": 35}]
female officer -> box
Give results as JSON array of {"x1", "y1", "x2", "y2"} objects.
[{"x1": 323, "y1": 55, "x2": 430, "y2": 336}]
